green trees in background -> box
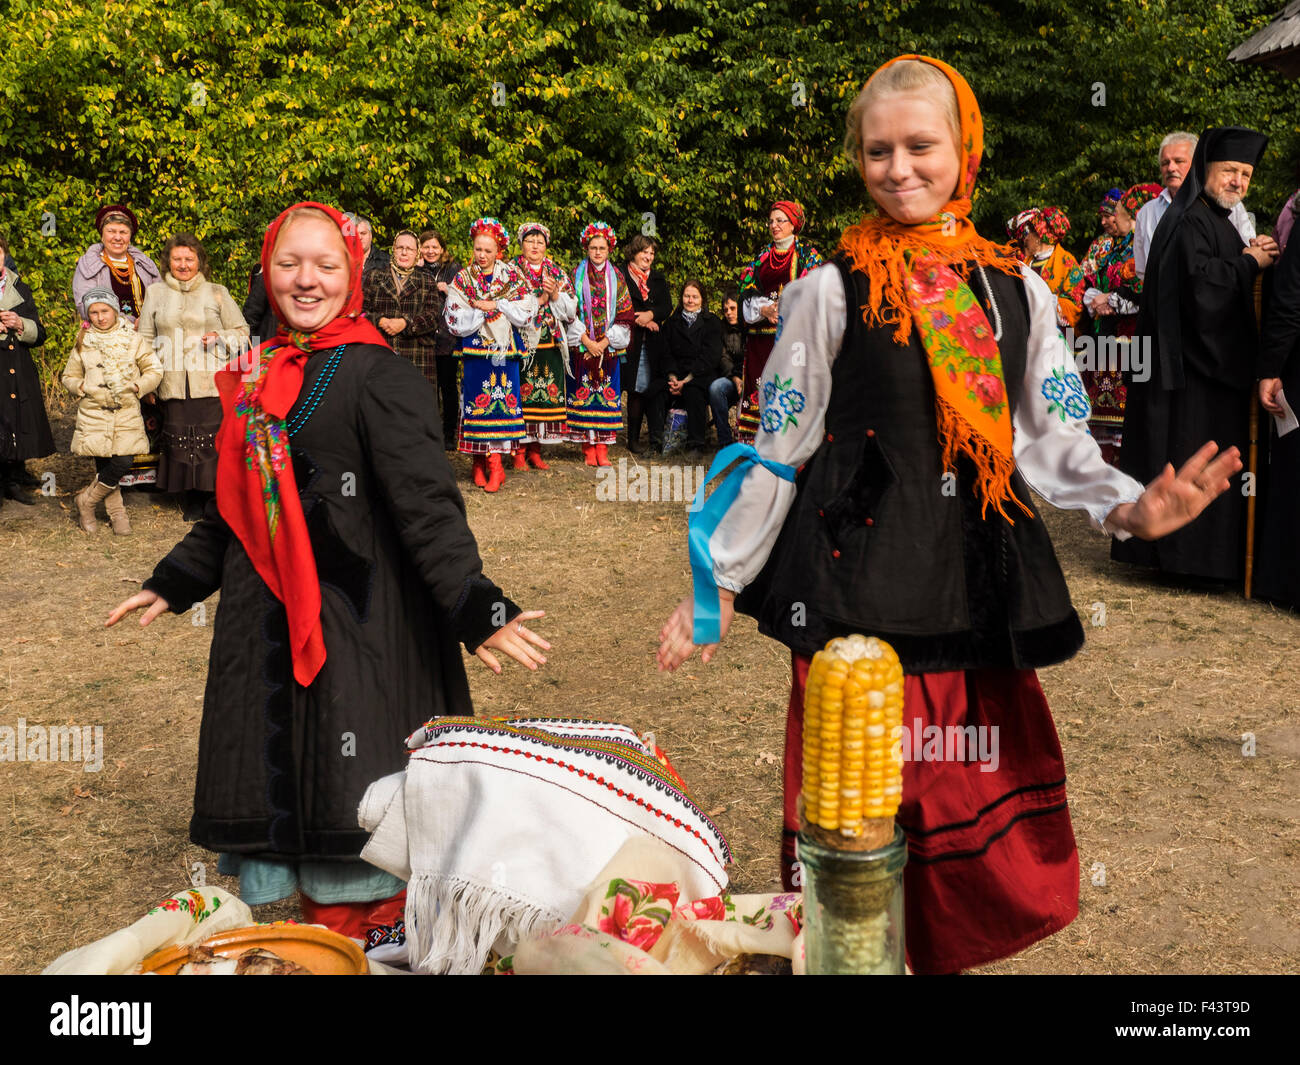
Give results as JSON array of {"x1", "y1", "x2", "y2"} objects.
[{"x1": 1, "y1": 0, "x2": 1294, "y2": 381}]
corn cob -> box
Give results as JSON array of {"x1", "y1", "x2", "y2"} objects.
[{"x1": 800, "y1": 635, "x2": 904, "y2": 850}]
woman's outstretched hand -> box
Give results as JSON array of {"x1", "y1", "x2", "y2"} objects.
[
  {"x1": 1107, "y1": 441, "x2": 1243, "y2": 541},
  {"x1": 657, "y1": 591, "x2": 734, "y2": 672},
  {"x1": 475, "y1": 609, "x2": 550, "y2": 674},
  {"x1": 106, "y1": 589, "x2": 171, "y2": 628}
]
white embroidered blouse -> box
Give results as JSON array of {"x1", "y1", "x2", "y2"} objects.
[{"x1": 708, "y1": 264, "x2": 1146, "y2": 594}]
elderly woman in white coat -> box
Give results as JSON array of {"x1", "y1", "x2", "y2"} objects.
[
  {"x1": 62, "y1": 289, "x2": 163, "y2": 534},
  {"x1": 136, "y1": 232, "x2": 248, "y2": 519}
]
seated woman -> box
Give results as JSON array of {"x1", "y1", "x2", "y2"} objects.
[
  {"x1": 107, "y1": 203, "x2": 548, "y2": 938},
  {"x1": 650, "y1": 280, "x2": 723, "y2": 460},
  {"x1": 62, "y1": 289, "x2": 163, "y2": 534},
  {"x1": 658, "y1": 55, "x2": 1239, "y2": 974}
]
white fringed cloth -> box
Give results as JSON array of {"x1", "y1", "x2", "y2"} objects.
[{"x1": 358, "y1": 716, "x2": 731, "y2": 975}]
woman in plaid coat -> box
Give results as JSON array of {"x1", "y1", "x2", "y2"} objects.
[{"x1": 363, "y1": 231, "x2": 442, "y2": 387}]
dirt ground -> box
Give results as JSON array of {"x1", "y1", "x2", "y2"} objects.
[{"x1": 1, "y1": 410, "x2": 1298, "y2": 975}]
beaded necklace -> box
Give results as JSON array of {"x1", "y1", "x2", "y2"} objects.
[{"x1": 286, "y1": 345, "x2": 346, "y2": 436}]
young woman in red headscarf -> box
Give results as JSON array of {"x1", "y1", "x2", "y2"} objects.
[
  {"x1": 107, "y1": 203, "x2": 549, "y2": 938},
  {"x1": 658, "y1": 57, "x2": 1240, "y2": 973},
  {"x1": 735, "y1": 201, "x2": 823, "y2": 443}
]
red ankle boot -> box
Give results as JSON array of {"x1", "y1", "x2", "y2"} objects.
[
  {"x1": 513, "y1": 447, "x2": 529, "y2": 470},
  {"x1": 582, "y1": 443, "x2": 597, "y2": 467},
  {"x1": 485, "y1": 453, "x2": 506, "y2": 492},
  {"x1": 472, "y1": 455, "x2": 488, "y2": 487},
  {"x1": 594, "y1": 443, "x2": 611, "y2": 467},
  {"x1": 526, "y1": 443, "x2": 550, "y2": 470}
]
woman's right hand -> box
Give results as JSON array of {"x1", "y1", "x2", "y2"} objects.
[
  {"x1": 657, "y1": 592, "x2": 733, "y2": 671},
  {"x1": 106, "y1": 589, "x2": 171, "y2": 628}
]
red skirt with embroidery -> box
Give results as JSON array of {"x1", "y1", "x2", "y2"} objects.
[{"x1": 781, "y1": 653, "x2": 1079, "y2": 974}]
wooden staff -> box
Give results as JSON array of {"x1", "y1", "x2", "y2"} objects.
[{"x1": 1245, "y1": 273, "x2": 1263, "y2": 599}]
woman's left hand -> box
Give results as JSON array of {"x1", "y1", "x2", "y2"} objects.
[
  {"x1": 474, "y1": 609, "x2": 550, "y2": 674},
  {"x1": 1107, "y1": 441, "x2": 1243, "y2": 540},
  {"x1": 0, "y1": 310, "x2": 21, "y2": 331},
  {"x1": 200, "y1": 331, "x2": 220, "y2": 348}
]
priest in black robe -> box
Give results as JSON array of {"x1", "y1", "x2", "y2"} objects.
[{"x1": 1112, "y1": 126, "x2": 1277, "y2": 582}]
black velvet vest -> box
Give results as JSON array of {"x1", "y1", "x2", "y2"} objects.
[{"x1": 736, "y1": 257, "x2": 1084, "y2": 673}]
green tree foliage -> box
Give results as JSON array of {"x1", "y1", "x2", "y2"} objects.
[{"x1": 1, "y1": 0, "x2": 1296, "y2": 381}]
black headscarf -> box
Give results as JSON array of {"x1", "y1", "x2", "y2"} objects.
[{"x1": 1139, "y1": 126, "x2": 1268, "y2": 390}]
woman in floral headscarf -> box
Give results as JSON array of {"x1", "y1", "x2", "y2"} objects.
[
  {"x1": 566, "y1": 222, "x2": 635, "y2": 467},
  {"x1": 735, "y1": 201, "x2": 823, "y2": 443},
  {"x1": 444, "y1": 217, "x2": 538, "y2": 492},
  {"x1": 1071, "y1": 182, "x2": 1163, "y2": 465},
  {"x1": 107, "y1": 202, "x2": 548, "y2": 938},
  {"x1": 1006, "y1": 206, "x2": 1081, "y2": 331},
  {"x1": 657, "y1": 56, "x2": 1239, "y2": 973},
  {"x1": 514, "y1": 221, "x2": 577, "y2": 469}
]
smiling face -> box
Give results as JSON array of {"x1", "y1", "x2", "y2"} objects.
[
  {"x1": 521, "y1": 232, "x2": 548, "y2": 263},
  {"x1": 632, "y1": 245, "x2": 655, "y2": 271},
  {"x1": 472, "y1": 233, "x2": 499, "y2": 271},
  {"x1": 1101, "y1": 213, "x2": 1119, "y2": 237},
  {"x1": 1203, "y1": 160, "x2": 1253, "y2": 211},
  {"x1": 857, "y1": 93, "x2": 962, "y2": 226},
  {"x1": 392, "y1": 234, "x2": 418, "y2": 271},
  {"x1": 586, "y1": 236, "x2": 609, "y2": 267},
  {"x1": 268, "y1": 214, "x2": 352, "y2": 333},
  {"x1": 101, "y1": 222, "x2": 132, "y2": 257},
  {"x1": 87, "y1": 303, "x2": 118, "y2": 330},
  {"x1": 768, "y1": 210, "x2": 794, "y2": 242},
  {"x1": 681, "y1": 285, "x2": 703, "y2": 312},
  {"x1": 420, "y1": 237, "x2": 443, "y2": 264},
  {"x1": 169, "y1": 245, "x2": 199, "y2": 282},
  {"x1": 1159, "y1": 139, "x2": 1195, "y2": 191}
]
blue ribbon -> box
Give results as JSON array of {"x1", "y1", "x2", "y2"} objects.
[{"x1": 688, "y1": 443, "x2": 797, "y2": 645}]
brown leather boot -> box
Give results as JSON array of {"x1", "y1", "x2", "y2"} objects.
[
  {"x1": 104, "y1": 486, "x2": 132, "y2": 535},
  {"x1": 74, "y1": 480, "x2": 113, "y2": 533}
]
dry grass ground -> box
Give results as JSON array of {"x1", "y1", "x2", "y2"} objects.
[{"x1": 1, "y1": 415, "x2": 1297, "y2": 974}]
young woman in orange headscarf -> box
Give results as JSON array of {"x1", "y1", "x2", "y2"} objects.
[
  {"x1": 658, "y1": 57, "x2": 1240, "y2": 973},
  {"x1": 107, "y1": 202, "x2": 549, "y2": 938}
]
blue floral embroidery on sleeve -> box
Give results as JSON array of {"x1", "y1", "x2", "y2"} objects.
[
  {"x1": 1041, "y1": 365, "x2": 1090, "y2": 422},
  {"x1": 761, "y1": 373, "x2": 806, "y2": 434}
]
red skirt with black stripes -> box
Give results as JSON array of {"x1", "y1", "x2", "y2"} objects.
[{"x1": 782, "y1": 653, "x2": 1079, "y2": 974}]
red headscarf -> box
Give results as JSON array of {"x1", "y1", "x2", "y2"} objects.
[
  {"x1": 214, "y1": 201, "x2": 387, "y2": 687},
  {"x1": 770, "y1": 200, "x2": 805, "y2": 232}
]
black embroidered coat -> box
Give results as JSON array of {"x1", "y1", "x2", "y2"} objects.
[{"x1": 143, "y1": 343, "x2": 516, "y2": 861}]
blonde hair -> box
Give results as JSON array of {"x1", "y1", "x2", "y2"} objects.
[{"x1": 844, "y1": 60, "x2": 961, "y2": 167}]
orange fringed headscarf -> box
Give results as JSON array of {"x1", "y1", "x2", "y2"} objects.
[{"x1": 838, "y1": 54, "x2": 1031, "y2": 522}]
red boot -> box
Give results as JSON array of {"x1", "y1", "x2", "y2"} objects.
[
  {"x1": 472, "y1": 455, "x2": 488, "y2": 487},
  {"x1": 485, "y1": 453, "x2": 506, "y2": 492},
  {"x1": 582, "y1": 443, "x2": 597, "y2": 467},
  {"x1": 594, "y1": 443, "x2": 611, "y2": 467},
  {"x1": 526, "y1": 442, "x2": 550, "y2": 470}
]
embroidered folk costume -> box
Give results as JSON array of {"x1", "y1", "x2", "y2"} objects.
[
  {"x1": 1066, "y1": 183, "x2": 1162, "y2": 465},
  {"x1": 139, "y1": 202, "x2": 523, "y2": 934},
  {"x1": 566, "y1": 222, "x2": 635, "y2": 465},
  {"x1": 1006, "y1": 206, "x2": 1081, "y2": 332},
  {"x1": 737, "y1": 204, "x2": 823, "y2": 442},
  {"x1": 685, "y1": 55, "x2": 1148, "y2": 973},
  {"x1": 514, "y1": 222, "x2": 577, "y2": 468},
  {"x1": 444, "y1": 218, "x2": 537, "y2": 491}
]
